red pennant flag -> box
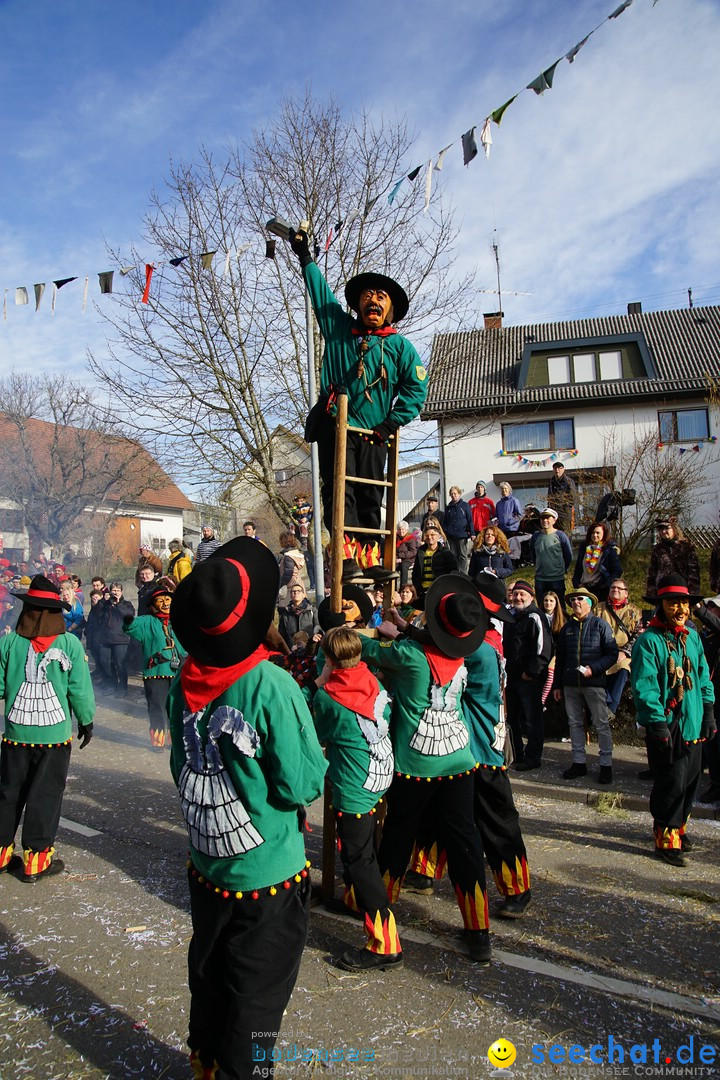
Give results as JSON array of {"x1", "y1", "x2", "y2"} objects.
[
  {"x1": 324, "y1": 228, "x2": 333, "y2": 252},
  {"x1": 141, "y1": 264, "x2": 154, "y2": 304}
]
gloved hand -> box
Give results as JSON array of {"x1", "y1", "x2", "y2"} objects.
[
  {"x1": 701, "y1": 703, "x2": 717, "y2": 741},
  {"x1": 372, "y1": 419, "x2": 398, "y2": 445},
  {"x1": 77, "y1": 723, "x2": 93, "y2": 749},
  {"x1": 289, "y1": 229, "x2": 313, "y2": 268},
  {"x1": 646, "y1": 721, "x2": 671, "y2": 765},
  {"x1": 646, "y1": 721, "x2": 671, "y2": 743}
]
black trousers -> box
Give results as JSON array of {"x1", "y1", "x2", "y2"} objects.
[
  {"x1": 413, "y1": 767, "x2": 530, "y2": 897},
  {"x1": 316, "y1": 422, "x2": 387, "y2": 536},
  {"x1": 143, "y1": 677, "x2": 171, "y2": 732},
  {"x1": 0, "y1": 741, "x2": 71, "y2": 852},
  {"x1": 98, "y1": 642, "x2": 129, "y2": 691},
  {"x1": 506, "y1": 675, "x2": 545, "y2": 765},
  {"x1": 187, "y1": 869, "x2": 310, "y2": 1080},
  {"x1": 378, "y1": 772, "x2": 489, "y2": 929},
  {"x1": 649, "y1": 741, "x2": 703, "y2": 842}
]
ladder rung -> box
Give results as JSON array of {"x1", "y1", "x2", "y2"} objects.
[
  {"x1": 342, "y1": 525, "x2": 391, "y2": 536},
  {"x1": 345, "y1": 474, "x2": 392, "y2": 488},
  {"x1": 346, "y1": 424, "x2": 375, "y2": 436}
]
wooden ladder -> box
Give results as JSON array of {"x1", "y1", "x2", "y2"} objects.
[{"x1": 321, "y1": 389, "x2": 399, "y2": 900}]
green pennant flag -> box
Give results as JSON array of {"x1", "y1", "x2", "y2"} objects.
[
  {"x1": 491, "y1": 95, "x2": 518, "y2": 125},
  {"x1": 527, "y1": 59, "x2": 560, "y2": 95}
]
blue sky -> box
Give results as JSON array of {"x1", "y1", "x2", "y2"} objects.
[{"x1": 1, "y1": 0, "x2": 719, "y2": 385}]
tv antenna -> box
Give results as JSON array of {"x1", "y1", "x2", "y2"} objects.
[{"x1": 478, "y1": 240, "x2": 531, "y2": 311}]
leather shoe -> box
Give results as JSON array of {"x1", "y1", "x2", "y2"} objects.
[
  {"x1": 337, "y1": 948, "x2": 403, "y2": 972},
  {"x1": 402, "y1": 870, "x2": 434, "y2": 894},
  {"x1": 22, "y1": 858, "x2": 65, "y2": 884},
  {"x1": 496, "y1": 890, "x2": 532, "y2": 919},
  {"x1": 0, "y1": 855, "x2": 22, "y2": 876},
  {"x1": 464, "y1": 929, "x2": 492, "y2": 965},
  {"x1": 655, "y1": 848, "x2": 686, "y2": 868},
  {"x1": 598, "y1": 766, "x2": 613, "y2": 785},
  {"x1": 562, "y1": 763, "x2": 588, "y2": 780}
]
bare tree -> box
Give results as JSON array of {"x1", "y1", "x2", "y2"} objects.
[
  {"x1": 89, "y1": 90, "x2": 477, "y2": 518},
  {"x1": 0, "y1": 373, "x2": 159, "y2": 555},
  {"x1": 598, "y1": 420, "x2": 715, "y2": 556}
]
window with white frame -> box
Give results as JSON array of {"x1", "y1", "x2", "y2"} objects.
[
  {"x1": 658, "y1": 408, "x2": 709, "y2": 443},
  {"x1": 502, "y1": 418, "x2": 575, "y2": 453}
]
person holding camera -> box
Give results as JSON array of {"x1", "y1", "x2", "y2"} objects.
[{"x1": 123, "y1": 577, "x2": 185, "y2": 750}]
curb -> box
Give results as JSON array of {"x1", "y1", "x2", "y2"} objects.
[{"x1": 510, "y1": 775, "x2": 720, "y2": 820}]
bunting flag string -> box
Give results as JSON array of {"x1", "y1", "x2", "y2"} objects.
[
  {"x1": 495, "y1": 448, "x2": 580, "y2": 467},
  {"x1": 0, "y1": 0, "x2": 653, "y2": 324}
]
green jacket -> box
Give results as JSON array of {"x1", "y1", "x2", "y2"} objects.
[
  {"x1": 123, "y1": 614, "x2": 186, "y2": 678},
  {"x1": 0, "y1": 632, "x2": 95, "y2": 744},
  {"x1": 464, "y1": 641, "x2": 505, "y2": 769},
  {"x1": 303, "y1": 262, "x2": 428, "y2": 431},
  {"x1": 168, "y1": 660, "x2": 327, "y2": 892},
  {"x1": 360, "y1": 636, "x2": 476, "y2": 778},
  {"x1": 631, "y1": 624, "x2": 714, "y2": 741},
  {"x1": 313, "y1": 668, "x2": 393, "y2": 814}
]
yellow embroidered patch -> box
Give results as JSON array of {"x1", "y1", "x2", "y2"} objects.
[{"x1": 416, "y1": 365, "x2": 427, "y2": 381}]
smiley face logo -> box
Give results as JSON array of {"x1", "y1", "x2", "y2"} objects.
[{"x1": 488, "y1": 1039, "x2": 517, "y2": 1069}]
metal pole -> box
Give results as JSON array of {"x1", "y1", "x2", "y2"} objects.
[{"x1": 305, "y1": 286, "x2": 325, "y2": 607}]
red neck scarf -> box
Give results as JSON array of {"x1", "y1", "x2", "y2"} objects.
[
  {"x1": 31, "y1": 634, "x2": 60, "y2": 654},
  {"x1": 351, "y1": 324, "x2": 397, "y2": 337},
  {"x1": 608, "y1": 597, "x2": 626, "y2": 611},
  {"x1": 180, "y1": 644, "x2": 271, "y2": 713},
  {"x1": 424, "y1": 642, "x2": 464, "y2": 686},
  {"x1": 649, "y1": 615, "x2": 689, "y2": 637},
  {"x1": 322, "y1": 661, "x2": 381, "y2": 721}
]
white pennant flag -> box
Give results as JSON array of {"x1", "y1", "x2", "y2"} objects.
[
  {"x1": 34, "y1": 283, "x2": 45, "y2": 311},
  {"x1": 15, "y1": 287, "x2": 29, "y2": 305},
  {"x1": 480, "y1": 117, "x2": 492, "y2": 159},
  {"x1": 435, "y1": 144, "x2": 452, "y2": 171},
  {"x1": 423, "y1": 159, "x2": 433, "y2": 213},
  {"x1": 3, "y1": 290, "x2": 7, "y2": 322},
  {"x1": 82, "y1": 276, "x2": 89, "y2": 313}
]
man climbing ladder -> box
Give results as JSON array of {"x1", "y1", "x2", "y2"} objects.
[{"x1": 289, "y1": 228, "x2": 428, "y2": 571}]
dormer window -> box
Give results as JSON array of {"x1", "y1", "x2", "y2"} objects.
[{"x1": 520, "y1": 334, "x2": 653, "y2": 390}]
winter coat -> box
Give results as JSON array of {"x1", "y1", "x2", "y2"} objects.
[
  {"x1": 645, "y1": 539, "x2": 700, "y2": 599},
  {"x1": 554, "y1": 614, "x2": 619, "y2": 691},
  {"x1": 97, "y1": 596, "x2": 135, "y2": 646},
  {"x1": 443, "y1": 498, "x2": 474, "y2": 540},
  {"x1": 278, "y1": 546, "x2": 306, "y2": 591},
  {"x1": 572, "y1": 541, "x2": 623, "y2": 600},
  {"x1": 166, "y1": 550, "x2": 193, "y2": 582},
  {"x1": 277, "y1": 599, "x2": 316, "y2": 647},
  {"x1": 503, "y1": 603, "x2": 553, "y2": 680},
  {"x1": 631, "y1": 622, "x2": 713, "y2": 742},
  {"x1": 195, "y1": 536, "x2": 222, "y2": 562},
  {"x1": 468, "y1": 495, "x2": 496, "y2": 534},
  {"x1": 594, "y1": 600, "x2": 643, "y2": 673},
  {"x1": 495, "y1": 495, "x2": 523, "y2": 535},
  {"x1": 412, "y1": 544, "x2": 458, "y2": 598},
  {"x1": 396, "y1": 534, "x2": 419, "y2": 569},
  {"x1": 468, "y1": 546, "x2": 513, "y2": 580}
]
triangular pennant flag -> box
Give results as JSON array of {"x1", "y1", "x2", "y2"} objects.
[
  {"x1": 491, "y1": 95, "x2": 518, "y2": 125},
  {"x1": 387, "y1": 178, "x2": 404, "y2": 205},
  {"x1": 324, "y1": 228, "x2": 333, "y2": 252},
  {"x1": 679, "y1": 447, "x2": 687, "y2": 455},
  {"x1": 528, "y1": 60, "x2": 560, "y2": 95},
  {"x1": 141, "y1": 264, "x2": 154, "y2": 304},
  {"x1": 265, "y1": 239, "x2": 276, "y2": 259},
  {"x1": 364, "y1": 194, "x2": 381, "y2": 217},
  {"x1": 15, "y1": 287, "x2": 28, "y2": 306},
  {"x1": 435, "y1": 144, "x2": 452, "y2": 171},
  {"x1": 334, "y1": 219, "x2": 344, "y2": 236},
  {"x1": 423, "y1": 160, "x2": 433, "y2": 213},
  {"x1": 480, "y1": 117, "x2": 492, "y2": 159},
  {"x1": 3, "y1": 290, "x2": 7, "y2": 322},
  {"x1": 82, "y1": 275, "x2": 89, "y2": 313},
  {"x1": 98, "y1": 271, "x2": 114, "y2": 295},
  {"x1": 200, "y1": 250, "x2": 216, "y2": 270},
  {"x1": 223, "y1": 250, "x2": 232, "y2": 277},
  {"x1": 51, "y1": 277, "x2": 77, "y2": 315},
  {"x1": 119, "y1": 265, "x2": 135, "y2": 275},
  {"x1": 693, "y1": 444, "x2": 701, "y2": 452},
  {"x1": 610, "y1": 0, "x2": 633, "y2": 17},
  {"x1": 407, "y1": 165, "x2": 422, "y2": 182},
  {"x1": 461, "y1": 127, "x2": 478, "y2": 166},
  {"x1": 566, "y1": 34, "x2": 591, "y2": 62},
  {"x1": 34, "y1": 283, "x2": 45, "y2": 311},
  {"x1": 169, "y1": 255, "x2": 189, "y2": 268}
]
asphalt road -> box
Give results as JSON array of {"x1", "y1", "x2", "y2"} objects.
[{"x1": 1, "y1": 683, "x2": 719, "y2": 1080}]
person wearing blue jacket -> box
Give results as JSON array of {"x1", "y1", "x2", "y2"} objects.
[
  {"x1": 443, "y1": 486, "x2": 474, "y2": 573},
  {"x1": 495, "y1": 482, "x2": 523, "y2": 536}
]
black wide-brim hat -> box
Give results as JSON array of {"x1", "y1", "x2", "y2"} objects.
[
  {"x1": 425, "y1": 572, "x2": 487, "y2": 659},
  {"x1": 170, "y1": 537, "x2": 279, "y2": 667},
  {"x1": 317, "y1": 584, "x2": 374, "y2": 632},
  {"x1": 345, "y1": 272, "x2": 409, "y2": 323},
  {"x1": 643, "y1": 574, "x2": 703, "y2": 606},
  {"x1": 472, "y1": 569, "x2": 514, "y2": 624},
  {"x1": 12, "y1": 574, "x2": 69, "y2": 611}
]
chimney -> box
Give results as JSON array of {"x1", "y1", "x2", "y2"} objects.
[
  {"x1": 627, "y1": 301, "x2": 642, "y2": 315},
  {"x1": 483, "y1": 311, "x2": 504, "y2": 330}
]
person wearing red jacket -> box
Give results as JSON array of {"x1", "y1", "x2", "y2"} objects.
[{"x1": 468, "y1": 482, "x2": 496, "y2": 535}]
